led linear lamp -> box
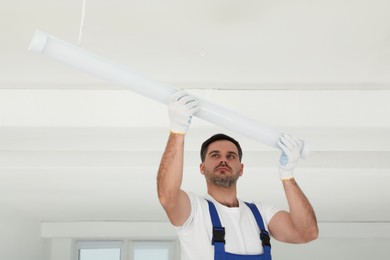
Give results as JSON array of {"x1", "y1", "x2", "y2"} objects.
[{"x1": 28, "y1": 30, "x2": 309, "y2": 158}]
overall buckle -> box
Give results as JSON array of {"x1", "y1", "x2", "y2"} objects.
[
  {"x1": 212, "y1": 227, "x2": 225, "y2": 244},
  {"x1": 260, "y1": 230, "x2": 271, "y2": 247}
]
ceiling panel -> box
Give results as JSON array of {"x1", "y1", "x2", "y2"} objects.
[{"x1": 0, "y1": 1, "x2": 389, "y2": 238}]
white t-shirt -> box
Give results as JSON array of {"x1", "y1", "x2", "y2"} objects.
[{"x1": 176, "y1": 192, "x2": 281, "y2": 260}]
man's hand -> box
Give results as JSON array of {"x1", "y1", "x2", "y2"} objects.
[
  {"x1": 277, "y1": 134, "x2": 303, "y2": 180},
  {"x1": 168, "y1": 91, "x2": 200, "y2": 135}
]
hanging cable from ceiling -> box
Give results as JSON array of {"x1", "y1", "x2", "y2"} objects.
[{"x1": 78, "y1": 0, "x2": 87, "y2": 44}]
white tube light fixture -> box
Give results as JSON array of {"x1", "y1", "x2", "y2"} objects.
[{"x1": 29, "y1": 30, "x2": 309, "y2": 158}]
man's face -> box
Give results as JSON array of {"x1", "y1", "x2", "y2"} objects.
[{"x1": 200, "y1": 140, "x2": 244, "y2": 188}]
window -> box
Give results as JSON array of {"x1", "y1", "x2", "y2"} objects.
[
  {"x1": 76, "y1": 240, "x2": 177, "y2": 260},
  {"x1": 133, "y1": 241, "x2": 174, "y2": 260},
  {"x1": 77, "y1": 241, "x2": 122, "y2": 260}
]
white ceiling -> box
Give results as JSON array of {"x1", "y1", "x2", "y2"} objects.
[{"x1": 0, "y1": 0, "x2": 389, "y2": 235}]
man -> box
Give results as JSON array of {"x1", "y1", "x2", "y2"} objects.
[{"x1": 157, "y1": 91, "x2": 318, "y2": 259}]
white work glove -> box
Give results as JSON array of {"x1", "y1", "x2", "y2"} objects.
[
  {"x1": 168, "y1": 91, "x2": 200, "y2": 135},
  {"x1": 277, "y1": 134, "x2": 303, "y2": 181}
]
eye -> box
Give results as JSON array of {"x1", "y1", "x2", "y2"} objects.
[
  {"x1": 227, "y1": 154, "x2": 237, "y2": 160},
  {"x1": 210, "y1": 153, "x2": 219, "y2": 158}
]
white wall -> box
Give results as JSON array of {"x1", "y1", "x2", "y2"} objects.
[
  {"x1": 43, "y1": 221, "x2": 178, "y2": 260},
  {"x1": 0, "y1": 211, "x2": 387, "y2": 260},
  {"x1": 42, "y1": 221, "x2": 390, "y2": 260},
  {"x1": 0, "y1": 202, "x2": 44, "y2": 260},
  {"x1": 46, "y1": 238, "x2": 75, "y2": 260},
  {"x1": 48, "y1": 237, "x2": 390, "y2": 260},
  {"x1": 273, "y1": 238, "x2": 390, "y2": 260}
]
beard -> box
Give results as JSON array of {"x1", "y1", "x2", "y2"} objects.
[{"x1": 203, "y1": 168, "x2": 241, "y2": 188}]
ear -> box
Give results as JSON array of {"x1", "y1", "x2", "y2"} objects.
[
  {"x1": 239, "y1": 163, "x2": 244, "y2": 176},
  {"x1": 200, "y1": 162, "x2": 205, "y2": 175}
]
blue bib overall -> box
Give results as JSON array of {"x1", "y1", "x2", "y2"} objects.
[{"x1": 206, "y1": 200, "x2": 272, "y2": 260}]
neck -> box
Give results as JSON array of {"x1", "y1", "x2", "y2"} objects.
[{"x1": 207, "y1": 184, "x2": 239, "y2": 208}]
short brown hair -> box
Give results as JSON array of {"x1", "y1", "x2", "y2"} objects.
[{"x1": 200, "y1": 133, "x2": 243, "y2": 162}]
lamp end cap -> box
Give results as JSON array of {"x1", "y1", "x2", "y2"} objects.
[{"x1": 28, "y1": 30, "x2": 48, "y2": 53}]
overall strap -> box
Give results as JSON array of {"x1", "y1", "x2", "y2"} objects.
[
  {"x1": 244, "y1": 202, "x2": 272, "y2": 256},
  {"x1": 206, "y1": 200, "x2": 226, "y2": 259}
]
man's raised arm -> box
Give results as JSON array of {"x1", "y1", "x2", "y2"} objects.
[
  {"x1": 157, "y1": 91, "x2": 200, "y2": 226},
  {"x1": 269, "y1": 134, "x2": 319, "y2": 243}
]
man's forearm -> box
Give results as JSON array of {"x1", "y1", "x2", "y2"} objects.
[
  {"x1": 283, "y1": 178, "x2": 319, "y2": 242},
  {"x1": 157, "y1": 133, "x2": 185, "y2": 206}
]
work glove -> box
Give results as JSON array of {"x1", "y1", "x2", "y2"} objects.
[
  {"x1": 168, "y1": 91, "x2": 200, "y2": 135},
  {"x1": 277, "y1": 134, "x2": 303, "y2": 181}
]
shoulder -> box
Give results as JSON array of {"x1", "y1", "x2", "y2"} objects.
[
  {"x1": 176, "y1": 192, "x2": 210, "y2": 232},
  {"x1": 187, "y1": 192, "x2": 209, "y2": 208},
  {"x1": 244, "y1": 200, "x2": 282, "y2": 227}
]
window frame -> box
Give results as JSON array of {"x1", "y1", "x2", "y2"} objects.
[
  {"x1": 76, "y1": 240, "x2": 124, "y2": 260},
  {"x1": 75, "y1": 239, "x2": 179, "y2": 260},
  {"x1": 131, "y1": 240, "x2": 176, "y2": 260}
]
